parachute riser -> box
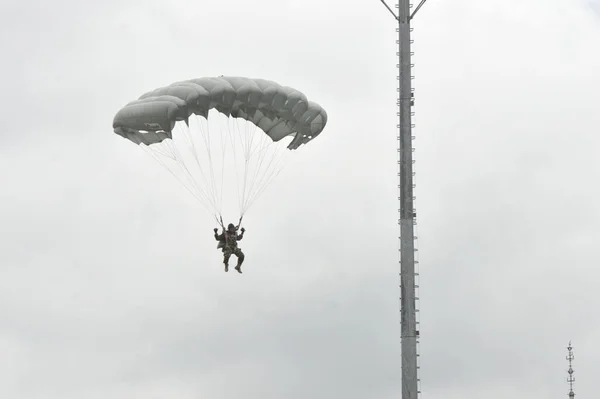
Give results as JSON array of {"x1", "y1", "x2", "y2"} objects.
[{"x1": 216, "y1": 214, "x2": 244, "y2": 231}]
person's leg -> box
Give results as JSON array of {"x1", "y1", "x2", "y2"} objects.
[
  {"x1": 234, "y1": 249, "x2": 245, "y2": 273},
  {"x1": 223, "y1": 248, "x2": 232, "y2": 272}
]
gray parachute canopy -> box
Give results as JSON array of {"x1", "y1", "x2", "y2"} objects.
[{"x1": 112, "y1": 76, "x2": 328, "y2": 150}]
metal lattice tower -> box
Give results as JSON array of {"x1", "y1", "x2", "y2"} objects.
[
  {"x1": 567, "y1": 341, "x2": 575, "y2": 399},
  {"x1": 378, "y1": 1, "x2": 429, "y2": 398}
]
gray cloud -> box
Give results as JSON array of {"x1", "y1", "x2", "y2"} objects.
[{"x1": 1, "y1": 0, "x2": 599, "y2": 398}]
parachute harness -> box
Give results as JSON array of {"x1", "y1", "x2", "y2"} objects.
[{"x1": 217, "y1": 215, "x2": 243, "y2": 232}]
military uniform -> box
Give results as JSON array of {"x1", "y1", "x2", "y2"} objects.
[{"x1": 215, "y1": 224, "x2": 245, "y2": 273}]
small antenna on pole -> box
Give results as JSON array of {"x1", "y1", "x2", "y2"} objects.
[{"x1": 566, "y1": 341, "x2": 575, "y2": 399}]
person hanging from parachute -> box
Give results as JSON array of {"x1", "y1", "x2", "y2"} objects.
[
  {"x1": 214, "y1": 216, "x2": 245, "y2": 273},
  {"x1": 111, "y1": 76, "x2": 328, "y2": 274}
]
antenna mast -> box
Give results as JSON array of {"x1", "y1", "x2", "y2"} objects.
[
  {"x1": 378, "y1": 1, "x2": 429, "y2": 398},
  {"x1": 567, "y1": 341, "x2": 575, "y2": 399}
]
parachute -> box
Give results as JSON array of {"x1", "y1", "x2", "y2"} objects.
[{"x1": 112, "y1": 76, "x2": 328, "y2": 223}]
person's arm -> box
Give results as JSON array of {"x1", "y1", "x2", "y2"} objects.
[
  {"x1": 237, "y1": 227, "x2": 245, "y2": 240},
  {"x1": 214, "y1": 228, "x2": 223, "y2": 240}
]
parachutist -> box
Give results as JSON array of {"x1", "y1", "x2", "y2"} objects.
[{"x1": 215, "y1": 223, "x2": 245, "y2": 273}]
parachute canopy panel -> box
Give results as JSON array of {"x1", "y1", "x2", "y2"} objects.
[{"x1": 113, "y1": 76, "x2": 328, "y2": 150}]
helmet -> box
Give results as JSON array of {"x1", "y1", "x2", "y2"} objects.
[{"x1": 227, "y1": 223, "x2": 235, "y2": 230}]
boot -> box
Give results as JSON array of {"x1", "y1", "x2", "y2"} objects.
[
  {"x1": 234, "y1": 264, "x2": 242, "y2": 274},
  {"x1": 224, "y1": 263, "x2": 229, "y2": 272}
]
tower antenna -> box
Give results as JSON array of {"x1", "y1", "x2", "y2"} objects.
[
  {"x1": 567, "y1": 341, "x2": 575, "y2": 399},
  {"x1": 377, "y1": 1, "x2": 430, "y2": 398}
]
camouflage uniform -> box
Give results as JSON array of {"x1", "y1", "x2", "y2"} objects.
[{"x1": 214, "y1": 224, "x2": 245, "y2": 273}]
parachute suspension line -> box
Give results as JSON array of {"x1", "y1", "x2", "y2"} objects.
[
  {"x1": 149, "y1": 110, "x2": 295, "y2": 220},
  {"x1": 193, "y1": 115, "x2": 221, "y2": 214},
  {"x1": 147, "y1": 144, "x2": 175, "y2": 160},
  {"x1": 167, "y1": 141, "x2": 211, "y2": 208},
  {"x1": 215, "y1": 214, "x2": 224, "y2": 229},
  {"x1": 161, "y1": 139, "x2": 199, "y2": 193},
  {"x1": 171, "y1": 124, "x2": 210, "y2": 202},
  {"x1": 238, "y1": 120, "x2": 256, "y2": 216},
  {"x1": 243, "y1": 141, "x2": 288, "y2": 211},
  {"x1": 141, "y1": 118, "x2": 291, "y2": 220},
  {"x1": 235, "y1": 116, "x2": 279, "y2": 215},
  {"x1": 242, "y1": 120, "x2": 292, "y2": 213},
  {"x1": 170, "y1": 139, "x2": 206, "y2": 199},
  {"x1": 238, "y1": 119, "x2": 270, "y2": 216},
  {"x1": 242, "y1": 133, "x2": 274, "y2": 212},
  {"x1": 139, "y1": 144, "x2": 212, "y2": 211},
  {"x1": 174, "y1": 122, "x2": 220, "y2": 219},
  {"x1": 233, "y1": 118, "x2": 248, "y2": 215},
  {"x1": 225, "y1": 116, "x2": 244, "y2": 215},
  {"x1": 193, "y1": 114, "x2": 229, "y2": 224},
  {"x1": 221, "y1": 115, "x2": 293, "y2": 216},
  {"x1": 162, "y1": 136, "x2": 219, "y2": 214},
  {"x1": 247, "y1": 130, "x2": 272, "y2": 159},
  {"x1": 246, "y1": 129, "x2": 270, "y2": 183},
  {"x1": 176, "y1": 121, "x2": 211, "y2": 196},
  {"x1": 218, "y1": 116, "x2": 228, "y2": 214},
  {"x1": 189, "y1": 116, "x2": 221, "y2": 214}
]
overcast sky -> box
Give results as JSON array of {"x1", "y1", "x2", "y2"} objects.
[{"x1": 1, "y1": 0, "x2": 599, "y2": 398}]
